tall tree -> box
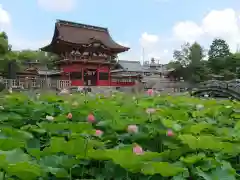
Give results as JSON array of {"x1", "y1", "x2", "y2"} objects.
[
  {"x1": 208, "y1": 39, "x2": 231, "y2": 74},
  {"x1": 222, "y1": 53, "x2": 240, "y2": 79},
  {"x1": 0, "y1": 32, "x2": 9, "y2": 55},
  {"x1": 188, "y1": 42, "x2": 207, "y2": 82},
  {"x1": 189, "y1": 42, "x2": 205, "y2": 64},
  {"x1": 208, "y1": 39, "x2": 230, "y2": 60},
  {"x1": 172, "y1": 42, "x2": 210, "y2": 83},
  {"x1": 0, "y1": 32, "x2": 20, "y2": 77},
  {"x1": 173, "y1": 42, "x2": 191, "y2": 67},
  {"x1": 0, "y1": 32, "x2": 8, "y2": 40}
]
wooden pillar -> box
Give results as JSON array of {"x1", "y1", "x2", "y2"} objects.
[
  {"x1": 96, "y1": 68, "x2": 99, "y2": 86},
  {"x1": 108, "y1": 68, "x2": 110, "y2": 86},
  {"x1": 82, "y1": 67, "x2": 85, "y2": 86},
  {"x1": 81, "y1": 68, "x2": 84, "y2": 81}
]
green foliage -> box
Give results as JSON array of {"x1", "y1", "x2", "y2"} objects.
[
  {"x1": 189, "y1": 42, "x2": 205, "y2": 64},
  {"x1": 173, "y1": 42, "x2": 191, "y2": 67},
  {"x1": 172, "y1": 42, "x2": 207, "y2": 82},
  {"x1": 0, "y1": 32, "x2": 8, "y2": 40},
  {"x1": 0, "y1": 31, "x2": 59, "y2": 73},
  {"x1": 0, "y1": 37, "x2": 9, "y2": 55},
  {"x1": 207, "y1": 39, "x2": 231, "y2": 77},
  {"x1": 0, "y1": 82, "x2": 5, "y2": 92},
  {"x1": 0, "y1": 93, "x2": 240, "y2": 179},
  {"x1": 170, "y1": 38, "x2": 240, "y2": 82},
  {"x1": 208, "y1": 39, "x2": 231, "y2": 60},
  {"x1": 17, "y1": 50, "x2": 58, "y2": 69}
]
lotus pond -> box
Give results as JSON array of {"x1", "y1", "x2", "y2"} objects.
[{"x1": 0, "y1": 92, "x2": 240, "y2": 179}]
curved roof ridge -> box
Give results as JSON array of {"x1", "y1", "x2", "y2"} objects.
[{"x1": 56, "y1": 19, "x2": 108, "y2": 32}]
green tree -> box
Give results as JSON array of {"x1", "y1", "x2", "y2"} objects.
[
  {"x1": 173, "y1": 42, "x2": 191, "y2": 67},
  {"x1": 17, "y1": 50, "x2": 58, "y2": 69},
  {"x1": 166, "y1": 61, "x2": 186, "y2": 79},
  {"x1": 188, "y1": 42, "x2": 209, "y2": 82},
  {"x1": 0, "y1": 31, "x2": 59, "y2": 76},
  {"x1": 189, "y1": 42, "x2": 205, "y2": 64},
  {"x1": 222, "y1": 53, "x2": 240, "y2": 79},
  {"x1": 0, "y1": 32, "x2": 9, "y2": 55},
  {"x1": 172, "y1": 42, "x2": 209, "y2": 83},
  {"x1": 0, "y1": 32, "x2": 8, "y2": 40},
  {"x1": 208, "y1": 39, "x2": 231, "y2": 74},
  {"x1": 208, "y1": 39, "x2": 230, "y2": 60},
  {"x1": 18, "y1": 50, "x2": 37, "y2": 61}
]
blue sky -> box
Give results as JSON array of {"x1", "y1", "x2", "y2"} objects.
[{"x1": 0, "y1": 0, "x2": 240, "y2": 63}]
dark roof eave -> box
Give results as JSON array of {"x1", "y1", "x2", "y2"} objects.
[
  {"x1": 112, "y1": 47, "x2": 130, "y2": 53},
  {"x1": 41, "y1": 39, "x2": 129, "y2": 53},
  {"x1": 58, "y1": 38, "x2": 130, "y2": 52},
  {"x1": 40, "y1": 44, "x2": 53, "y2": 52}
]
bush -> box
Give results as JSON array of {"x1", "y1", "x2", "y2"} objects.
[
  {"x1": 0, "y1": 92, "x2": 239, "y2": 179},
  {"x1": 0, "y1": 82, "x2": 5, "y2": 92}
]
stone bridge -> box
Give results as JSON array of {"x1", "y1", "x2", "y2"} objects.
[{"x1": 191, "y1": 79, "x2": 240, "y2": 100}]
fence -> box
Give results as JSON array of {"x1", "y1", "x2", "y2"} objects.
[{"x1": 2, "y1": 79, "x2": 71, "y2": 90}]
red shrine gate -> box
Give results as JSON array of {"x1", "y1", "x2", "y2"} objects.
[
  {"x1": 40, "y1": 20, "x2": 141, "y2": 87},
  {"x1": 61, "y1": 64, "x2": 111, "y2": 86}
]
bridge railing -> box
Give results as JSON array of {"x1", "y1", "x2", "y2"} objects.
[{"x1": 198, "y1": 79, "x2": 240, "y2": 93}]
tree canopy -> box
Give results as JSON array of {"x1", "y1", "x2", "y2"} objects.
[
  {"x1": 169, "y1": 38, "x2": 240, "y2": 82},
  {"x1": 0, "y1": 31, "x2": 58, "y2": 73}
]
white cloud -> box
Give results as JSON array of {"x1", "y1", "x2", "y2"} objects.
[
  {"x1": 172, "y1": 8, "x2": 240, "y2": 51},
  {"x1": 140, "y1": 32, "x2": 159, "y2": 47},
  {"x1": 137, "y1": 32, "x2": 171, "y2": 63},
  {"x1": 139, "y1": 32, "x2": 159, "y2": 60},
  {"x1": 37, "y1": 0, "x2": 76, "y2": 12},
  {"x1": 163, "y1": 49, "x2": 168, "y2": 54},
  {"x1": 0, "y1": 4, "x2": 11, "y2": 32},
  {"x1": 118, "y1": 35, "x2": 167, "y2": 63},
  {"x1": 173, "y1": 21, "x2": 203, "y2": 43}
]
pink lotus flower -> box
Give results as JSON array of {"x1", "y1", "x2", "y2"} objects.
[
  {"x1": 67, "y1": 113, "x2": 72, "y2": 119},
  {"x1": 133, "y1": 144, "x2": 144, "y2": 155},
  {"x1": 87, "y1": 114, "x2": 95, "y2": 123},
  {"x1": 95, "y1": 129, "x2": 103, "y2": 137},
  {"x1": 146, "y1": 108, "x2": 156, "y2": 114},
  {"x1": 127, "y1": 125, "x2": 138, "y2": 133},
  {"x1": 147, "y1": 89, "x2": 154, "y2": 96},
  {"x1": 166, "y1": 129, "x2": 174, "y2": 137}
]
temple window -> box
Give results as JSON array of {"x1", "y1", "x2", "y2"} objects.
[
  {"x1": 70, "y1": 72, "x2": 82, "y2": 80},
  {"x1": 99, "y1": 72, "x2": 109, "y2": 80}
]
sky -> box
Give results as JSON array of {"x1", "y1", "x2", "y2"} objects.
[{"x1": 1, "y1": 0, "x2": 240, "y2": 64}]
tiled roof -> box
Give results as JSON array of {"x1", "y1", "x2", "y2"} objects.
[
  {"x1": 142, "y1": 65, "x2": 175, "y2": 73},
  {"x1": 117, "y1": 60, "x2": 143, "y2": 72},
  {"x1": 41, "y1": 20, "x2": 129, "y2": 53},
  {"x1": 37, "y1": 70, "x2": 61, "y2": 75}
]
